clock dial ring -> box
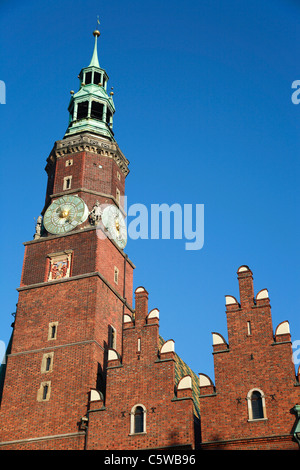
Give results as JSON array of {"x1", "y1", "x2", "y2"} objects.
[
  {"x1": 44, "y1": 195, "x2": 89, "y2": 235},
  {"x1": 102, "y1": 205, "x2": 127, "y2": 249}
]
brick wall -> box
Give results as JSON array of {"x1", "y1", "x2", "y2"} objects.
[
  {"x1": 51, "y1": 151, "x2": 125, "y2": 210},
  {"x1": 20, "y1": 228, "x2": 134, "y2": 307},
  {"x1": 86, "y1": 287, "x2": 198, "y2": 450},
  {"x1": 199, "y1": 266, "x2": 300, "y2": 450}
]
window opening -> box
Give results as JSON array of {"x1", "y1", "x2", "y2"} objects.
[
  {"x1": 91, "y1": 101, "x2": 104, "y2": 121},
  {"x1": 106, "y1": 108, "x2": 112, "y2": 124},
  {"x1": 251, "y1": 391, "x2": 264, "y2": 420},
  {"x1": 94, "y1": 71, "x2": 101, "y2": 85},
  {"x1": 134, "y1": 406, "x2": 144, "y2": 433},
  {"x1": 63, "y1": 176, "x2": 72, "y2": 190},
  {"x1": 48, "y1": 322, "x2": 58, "y2": 340},
  {"x1": 51, "y1": 324, "x2": 56, "y2": 339},
  {"x1": 114, "y1": 266, "x2": 119, "y2": 284},
  {"x1": 45, "y1": 356, "x2": 51, "y2": 372},
  {"x1": 77, "y1": 101, "x2": 89, "y2": 120},
  {"x1": 116, "y1": 188, "x2": 120, "y2": 204},
  {"x1": 43, "y1": 384, "x2": 49, "y2": 400},
  {"x1": 108, "y1": 325, "x2": 116, "y2": 349},
  {"x1": 85, "y1": 71, "x2": 92, "y2": 84}
]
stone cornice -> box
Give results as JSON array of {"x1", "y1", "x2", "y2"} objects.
[{"x1": 47, "y1": 132, "x2": 129, "y2": 176}]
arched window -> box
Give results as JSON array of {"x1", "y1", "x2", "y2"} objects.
[
  {"x1": 134, "y1": 406, "x2": 144, "y2": 433},
  {"x1": 251, "y1": 391, "x2": 263, "y2": 419},
  {"x1": 247, "y1": 389, "x2": 267, "y2": 421},
  {"x1": 130, "y1": 404, "x2": 146, "y2": 434}
]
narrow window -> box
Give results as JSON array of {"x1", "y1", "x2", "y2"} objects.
[
  {"x1": 108, "y1": 325, "x2": 116, "y2": 349},
  {"x1": 134, "y1": 407, "x2": 144, "y2": 433},
  {"x1": 41, "y1": 352, "x2": 54, "y2": 373},
  {"x1": 51, "y1": 324, "x2": 56, "y2": 339},
  {"x1": 117, "y1": 171, "x2": 121, "y2": 181},
  {"x1": 247, "y1": 321, "x2": 252, "y2": 335},
  {"x1": 251, "y1": 391, "x2": 264, "y2": 420},
  {"x1": 116, "y1": 188, "x2": 120, "y2": 204},
  {"x1": 137, "y1": 338, "x2": 141, "y2": 352},
  {"x1": 130, "y1": 404, "x2": 146, "y2": 435},
  {"x1": 45, "y1": 356, "x2": 51, "y2": 372},
  {"x1": 37, "y1": 381, "x2": 51, "y2": 402},
  {"x1": 114, "y1": 266, "x2": 119, "y2": 284},
  {"x1": 65, "y1": 159, "x2": 73, "y2": 167},
  {"x1": 43, "y1": 384, "x2": 49, "y2": 400},
  {"x1": 106, "y1": 108, "x2": 112, "y2": 124},
  {"x1": 48, "y1": 322, "x2": 58, "y2": 340},
  {"x1": 69, "y1": 104, "x2": 74, "y2": 122},
  {"x1": 63, "y1": 176, "x2": 72, "y2": 190}
]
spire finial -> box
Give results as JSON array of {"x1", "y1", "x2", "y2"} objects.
[
  {"x1": 93, "y1": 16, "x2": 100, "y2": 38},
  {"x1": 89, "y1": 18, "x2": 101, "y2": 68}
]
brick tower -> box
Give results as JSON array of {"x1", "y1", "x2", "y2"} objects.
[
  {"x1": 0, "y1": 29, "x2": 135, "y2": 449},
  {"x1": 1, "y1": 29, "x2": 299, "y2": 452}
]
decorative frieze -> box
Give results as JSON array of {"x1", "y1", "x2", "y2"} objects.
[{"x1": 48, "y1": 133, "x2": 129, "y2": 176}]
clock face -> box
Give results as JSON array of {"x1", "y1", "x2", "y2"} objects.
[
  {"x1": 43, "y1": 195, "x2": 89, "y2": 235},
  {"x1": 102, "y1": 205, "x2": 127, "y2": 249}
]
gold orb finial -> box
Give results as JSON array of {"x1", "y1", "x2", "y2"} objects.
[{"x1": 93, "y1": 29, "x2": 100, "y2": 37}]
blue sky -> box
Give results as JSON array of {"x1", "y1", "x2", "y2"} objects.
[{"x1": 0, "y1": 0, "x2": 299, "y2": 381}]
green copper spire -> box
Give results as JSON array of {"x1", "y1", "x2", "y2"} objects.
[
  {"x1": 89, "y1": 30, "x2": 100, "y2": 68},
  {"x1": 64, "y1": 29, "x2": 115, "y2": 141}
]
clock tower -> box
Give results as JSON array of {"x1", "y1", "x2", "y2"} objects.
[{"x1": 0, "y1": 29, "x2": 134, "y2": 449}]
